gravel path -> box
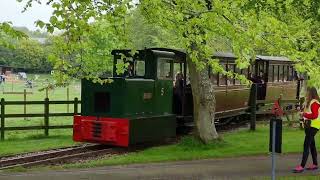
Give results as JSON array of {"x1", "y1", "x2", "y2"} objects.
[{"x1": 0, "y1": 154, "x2": 318, "y2": 180}]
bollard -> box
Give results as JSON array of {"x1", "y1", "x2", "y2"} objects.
[{"x1": 269, "y1": 117, "x2": 282, "y2": 180}]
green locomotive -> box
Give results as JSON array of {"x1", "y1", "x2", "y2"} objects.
[{"x1": 74, "y1": 48, "x2": 185, "y2": 146}]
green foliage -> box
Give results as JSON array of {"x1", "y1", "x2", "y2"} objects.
[
  {"x1": 139, "y1": 0, "x2": 263, "y2": 85},
  {"x1": 0, "y1": 37, "x2": 51, "y2": 72},
  {"x1": 239, "y1": 0, "x2": 320, "y2": 87},
  {"x1": 138, "y1": 0, "x2": 320, "y2": 87},
  {"x1": 0, "y1": 22, "x2": 27, "y2": 48},
  {"x1": 13, "y1": 26, "x2": 48, "y2": 38},
  {"x1": 16, "y1": 0, "x2": 320, "y2": 87},
  {"x1": 18, "y1": 0, "x2": 133, "y2": 85},
  {"x1": 126, "y1": 7, "x2": 181, "y2": 49}
]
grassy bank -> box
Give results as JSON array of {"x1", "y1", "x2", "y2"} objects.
[
  {"x1": 0, "y1": 129, "x2": 77, "y2": 156},
  {"x1": 58, "y1": 124, "x2": 309, "y2": 169}
]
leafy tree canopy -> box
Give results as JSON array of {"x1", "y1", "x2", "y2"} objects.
[{"x1": 0, "y1": 22, "x2": 27, "y2": 48}]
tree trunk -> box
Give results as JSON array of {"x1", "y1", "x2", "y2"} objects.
[{"x1": 187, "y1": 59, "x2": 219, "y2": 143}]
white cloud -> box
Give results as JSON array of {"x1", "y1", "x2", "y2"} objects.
[{"x1": 0, "y1": 0, "x2": 53, "y2": 30}]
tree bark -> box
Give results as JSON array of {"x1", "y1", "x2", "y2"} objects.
[{"x1": 187, "y1": 58, "x2": 219, "y2": 143}]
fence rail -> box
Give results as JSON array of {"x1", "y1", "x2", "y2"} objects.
[{"x1": 0, "y1": 97, "x2": 80, "y2": 140}]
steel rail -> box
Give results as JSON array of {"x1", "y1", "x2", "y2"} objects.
[{"x1": 0, "y1": 144, "x2": 121, "y2": 170}]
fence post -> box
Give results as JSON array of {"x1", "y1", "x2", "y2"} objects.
[
  {"x1": 67, "y1": 86, "x2": 70, "y2": 113},
  {"x1": 249, "y1": 83, "x2": 257, "y2": 131},
  {"x1": 24, "y1": 89, "x2": 27, "y2": 121},
  {"x1": 44, "y1": 97, "x2": 49, "y2": 136},
  {"x1": 1, "y1": 98, "x2": 5, "y2": 140},
  {"x1": 74, "y1": 97, "x2": 78, "y2": 115}
]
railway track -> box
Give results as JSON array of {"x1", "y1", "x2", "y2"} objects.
[{"x1": 0, "y1": 144, "x2": 125, "y2": 170}]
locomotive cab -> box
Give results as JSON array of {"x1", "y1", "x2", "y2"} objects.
[{"x1": 73, "y1": 48, "x2": 185, "y2": 147}]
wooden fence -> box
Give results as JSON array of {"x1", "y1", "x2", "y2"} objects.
[{"x1": 0, "y1": 98, "x2": 80, "y2": 140}]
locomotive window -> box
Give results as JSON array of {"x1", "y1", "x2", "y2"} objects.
[
  {"x1": 157, "y1": 58, "x2": 173, "y2": 79},
  {"x1": 283, "y1": 65, "x2": 288, "y2": 82},
  {"x1": 174, "y1": 63, "x2": 182, "y2": 76},
  {"x1": 279, "y1": 65, "x2": 284, "y2": 82},
  {"x1": 268, "y1": 65, "x2": 274, "y2": 82},
  {"x1": 135, "y1": 61, "x2": 145, "y2": 77},
  {"x1": 94, "y1": 92, "x2": 110, "y2": 113},
  {"x1": 274, "y1": 65, "x2": 279, "y2": 82}
]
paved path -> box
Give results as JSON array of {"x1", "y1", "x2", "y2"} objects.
[{"x1": 0, "y1": 154, "x2": 319, "y2": 180}]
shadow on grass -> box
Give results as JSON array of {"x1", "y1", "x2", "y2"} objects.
[{"x1": 177, "y1": 136, "x2": 228, "y2": 151}]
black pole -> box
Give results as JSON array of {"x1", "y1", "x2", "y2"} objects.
[
  {"x1": 1, "y1": 98, "x2": 5, "y2": 140},
  {"x1": 250, "y1": 83, "x2": 257, "y2": 130}
]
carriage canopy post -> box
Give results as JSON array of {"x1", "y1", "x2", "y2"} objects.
[{"x1": 249, "y1": 83, "x2": 257, "y2": 131}]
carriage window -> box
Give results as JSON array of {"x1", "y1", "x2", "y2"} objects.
[
  {"x1": 210, "y1": 73, "x2": 218, "y2": 86},
  {"x1": 227, "y1": 64, "x2": 235, "y2": 85},
  {"x1": 235, "y1": 67, "x2": 241, "y2": 85},
  {"x1": 268, "y1": 65, "x2": 274, "y2": 82},
  {"x1": 283, "y1": 65, "x2": 288, "y2": 82},
  {"x1": 219, "y1": 64, "x2": 227, "y2": 86},
  {"x1": 240, "y1": 68, "x2": 248, "y2": 85},
  {"x1": 242, "y1": 67, "x2": 248, "y2": 78},
  {"x1": 157, "y1": 58, "x2": 173, "y2": 79},
  {"x1": 135, "y1": 61, "x2": 145, "y2": 77},
  {"x1": 219, "y1": 73, "x2": 226, "y2": 86},
  {"x1": 288, "y1": 66, "x2": 294, "y2": 81},
  {"x1": 274, "y1": 65, "x2": 279, "y2": 82},
  {"x1": 279, "y1": 65, "x2": 284, "y2": 82},
  {"x1": 249, "y1": 65, "x2": 255, "y2": 77},
  {"x1": 259, "y1": 63, "x2": 264, "y2": 74}
]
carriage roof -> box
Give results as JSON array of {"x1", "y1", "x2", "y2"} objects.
[{"x1": 213, "y1": 52, "x2": 291, "y2": 62}]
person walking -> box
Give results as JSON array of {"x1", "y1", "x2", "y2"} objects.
[{"x1": 293, "y1": 87, "x2": 320, "y2": 173}]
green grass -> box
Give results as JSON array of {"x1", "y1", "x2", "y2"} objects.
[
  {"x1": 56, "y1": 125, "x2": 310, "y2": 169},
  {"x1": 0, "y1": 73, "x2": 80, "y2": 155},
  {"x1": 0, "y1": 129, "x2": 78, "y2": 156}
]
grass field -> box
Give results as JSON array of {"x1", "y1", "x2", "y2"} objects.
[
  {"x1": 53, "y1": 124, "x2": 312, "y2": 169},
  {"x1": 0, "y1": 73, "x2": 80, "y2": 155}
]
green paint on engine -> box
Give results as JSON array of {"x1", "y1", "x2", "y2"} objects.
[{"x1": 81, "y1": 78, "x2": 173, "y2": 118}]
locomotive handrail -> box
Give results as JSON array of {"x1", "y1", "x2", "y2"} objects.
[{"x1": 0, "y1": 97, "x2": 81, "y2": 140}]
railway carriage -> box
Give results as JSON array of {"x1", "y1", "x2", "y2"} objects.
[{"x1": 73, "y1": 48, "x2": 300, "y2": 147}]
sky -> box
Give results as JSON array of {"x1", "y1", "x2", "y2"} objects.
[{"x1": 0, "y1": 0, "x2": 53, "y2": 31}]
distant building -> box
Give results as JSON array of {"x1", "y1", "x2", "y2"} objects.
[
  {"x1": 0, "y1": 65, "x2": 13, "y2": 75},
  {"x1": 32, "y1": 37, "x2": 47, "y2": 44}
]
